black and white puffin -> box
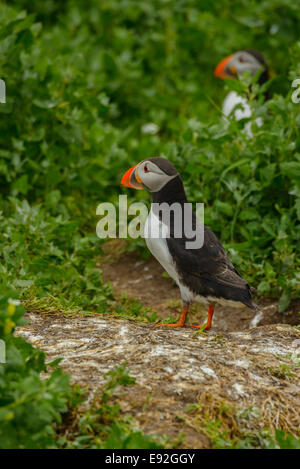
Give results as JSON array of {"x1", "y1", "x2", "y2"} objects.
[
  {"x1": 214, "y1": 50, "x2": 270, "y2": 134},
  {"x1": 121, "y1": 157, "x2": 257, "y2": 330}
]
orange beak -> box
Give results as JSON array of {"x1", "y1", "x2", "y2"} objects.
[
  {"x1": 214, "y1": 55, "x2": 235, "y2": 79},
  {"x1": 121, "y1": 164, "x2": 143, "y2": 190}
]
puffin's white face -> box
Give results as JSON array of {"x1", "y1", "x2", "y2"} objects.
[
  {"x1": 121, "y1": 158, "x2": 178, "y2": 193},
  {"x1": 135, "y1": 160, "x2": 177, "y2": 192},
  {"x1": 229, "y1": 51, "x2": 263, "y2": 76},
  {"x1": 214, "y1": 50, "x2": 264, "y2": 79}
]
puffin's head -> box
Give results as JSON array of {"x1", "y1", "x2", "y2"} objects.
[
  {"x1": 121, "y1": 157, "x2": 178, "y2": 193},
  {"x1": 214, "y1": 49, "x2": 267, "y2": 80}
]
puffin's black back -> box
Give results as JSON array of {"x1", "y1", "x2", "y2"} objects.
[{"x1": 167, "y1": 227, "x2": 255, "y2": 309}]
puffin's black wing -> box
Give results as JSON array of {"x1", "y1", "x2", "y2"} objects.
[{"x1": 166, "y1": 221, "x2": 256, "y2": 309}]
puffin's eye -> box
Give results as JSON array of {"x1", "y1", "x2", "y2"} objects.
[
  {"x1": 238, "y1": 56, "x2": 245, "y2": 63},
  {"x1": 144, "y1": 164, "x2": 149, "y2": 173}
]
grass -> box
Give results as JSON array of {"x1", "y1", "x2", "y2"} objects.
[
  {"x1": 114, "y1": 293, "x2": 160, "y2": 323},
  {"x1": 185, "y1": 393, "x2": 300, "y2": 449},
  {"x1": 56, "y1": 363, "x2": 164, "y2": 449},
  {"x1": 269, "y1": 363, "x2": 297, "y2": 381}
]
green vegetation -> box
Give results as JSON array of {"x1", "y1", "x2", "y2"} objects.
[
  {"x1": 1, "y1": 0, "x2": 299, "y2": 312},
  {"x1": 269, "y1": 363, "x2": 297, "y2": 380},
  {"x1": 0, "y1": 0, "x2": 299, "y2": 448},
  {"x1": 185, "y1": 399, "x2": 300, "y2": 449},
  {"x1": 0, "y1": 296, "x2": 78, "y2": 449},
  {"x1": 57, "y1": 362, "x2": 163, "y2": 449}
]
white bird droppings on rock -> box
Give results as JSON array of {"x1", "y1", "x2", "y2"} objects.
[
  {"x1": 233, "y1": 359, "x2": 250, "y2": 369},
  {"x1": 232, "y1": 383, "x2": 247, "y2": 397},
  {"x1": 249, "y1": 310, "x2": 264, "y2": 328},
  {"x1": 200, "y1": 365, "x2": 217, "y2": 379}
]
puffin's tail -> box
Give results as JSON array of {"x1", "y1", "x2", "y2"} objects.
[{"x1": 242, "y1": 285, "x2": 259, "y2": 311}]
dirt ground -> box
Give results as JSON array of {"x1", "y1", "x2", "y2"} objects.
[
  {"x1": 16, "y1": 313, "x2": 300, "y2": 448},
  {"x1": 99, "y1": 243, "x2": 299, "y2": 333}
]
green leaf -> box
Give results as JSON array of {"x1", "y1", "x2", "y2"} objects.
[
  {"x1": 12, "y1": 175, "x2": 29, "y2": 195},
  {"x1": 278, "y1": 292, "x2": 291, "y2": 313}
]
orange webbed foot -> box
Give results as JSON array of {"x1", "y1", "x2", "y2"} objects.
[
  {"x1": 190, "y1": 322, "x2": 211, "y2": 331},
  {"x1": 155, "y1": 305, "x2": 189, "y2": 328},
  {"x1": 190, "y1": 304, "x2": 215, "y2": 332},
  {"x1": 155, "y1": 322, "x2": 185, "y2": 328}
]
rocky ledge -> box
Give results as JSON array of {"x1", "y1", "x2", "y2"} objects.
[{"x1": 16, "y1": 313, "x2": 300, "y2": 447}]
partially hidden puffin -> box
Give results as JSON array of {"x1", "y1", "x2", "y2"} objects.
[
  {"x1": 214, "y1": 50, "x2": 270, "y2": 134},
  {"x1": 121, "y1": 157, "x2": 257, "y2": 330}
]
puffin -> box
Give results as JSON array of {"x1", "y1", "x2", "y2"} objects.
[
  {"x1": 214, "y1": 50, "x2": 270, "y2": 133},
  {"x1": 121, "y1": 157, "x2": 257, "y2": 330}
]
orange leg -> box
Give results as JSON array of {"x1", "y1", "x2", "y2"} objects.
[
  {"x1": 191, "y1": 304, "x2": 215, "y2": 331},
  {"x1": 156, "y1": 304, "x2": 189, "y2": 327}
]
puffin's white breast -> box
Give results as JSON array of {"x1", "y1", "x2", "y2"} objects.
[
  {"x1": 222, "y1": 91, "x2": 263, "y2": 137},
  {"x1": 144, "y1": 207, "x2": 180, "y2": 285},
  {"x1": 222, "y1": 91, "x2": 251, "y2": 120}
]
